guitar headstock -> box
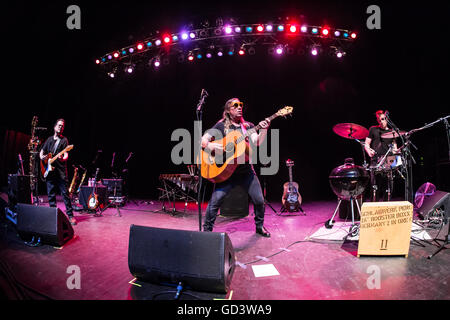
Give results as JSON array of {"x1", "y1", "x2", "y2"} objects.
[
  {"x1": 31, "y1": 116, "x2": 38, "y2": 127},
  {"x1": 65, "y1": 145, "x2": 74, "y2": 152},
  {"x1": 276, "y1": 106, "x2": 293, "y2": 118},
  {"x1": 286, "y1": 159, "x2": 295, "y2": 167}
]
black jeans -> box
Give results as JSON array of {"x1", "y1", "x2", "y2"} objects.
[
  {"x1": 203, "y1": 170, "x2": 265, "y2": 231},
  {"x1": 46, "y1": 171, "x2": 73, "y2": 217}
]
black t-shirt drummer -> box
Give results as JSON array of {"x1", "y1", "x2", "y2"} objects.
[{"x1": 367, "y1": 125, "x2": 395, "y2": 157}]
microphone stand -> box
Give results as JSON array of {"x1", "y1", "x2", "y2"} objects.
[
  {"x1": 196, "y1": 89, "x2": 208, "y2": 231},
  {"x1": 385, "y1": 113, "x2": 415, "y2": 202}
]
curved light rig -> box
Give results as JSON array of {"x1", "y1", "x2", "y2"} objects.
[{"x1": 96, "y1": 20, "x2": 357, "y2": 76}]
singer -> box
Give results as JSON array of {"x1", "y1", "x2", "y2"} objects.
[
  {"x1": 39, "y1": 119, "x2": 76, "y2": 225},
  {"x1": 201, "y1": 97, "x2": 271, "y2": 237}
]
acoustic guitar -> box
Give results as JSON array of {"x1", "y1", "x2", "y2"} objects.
[
  {"x1": 41, "y1": 144, "x2": 74, "y2": 178},
  {"x1": 281, "y1": 159, "x2": 302, "y2": 212},
  {"x1": 88, "y1": 168, "x2": 100, "y2": 210},
  {"x1": 198, "y1": 106, "x2": 293, "y2": 183}
]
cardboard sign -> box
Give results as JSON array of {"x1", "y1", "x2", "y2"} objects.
[{"x1": 357, "y1": 201, "x2": 413, "y2": 257}]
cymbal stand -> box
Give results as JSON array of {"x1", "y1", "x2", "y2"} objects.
[{"x1": 100, "y1": 180, "x2": 121, "y2": 217}]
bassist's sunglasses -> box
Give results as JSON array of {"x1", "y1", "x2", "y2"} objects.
[{"x1": 231, "y1": 102, "x2": 244, "y2": 108}]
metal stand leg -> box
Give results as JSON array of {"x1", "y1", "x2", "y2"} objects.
[{"x1": 325, "y1": 198, "x2": 342, "y2": 229}]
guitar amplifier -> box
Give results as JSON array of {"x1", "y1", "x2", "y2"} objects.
[
  {"x1": 8, "y1": 174, "x2": 32, "y2": 206},
  {"x1": 220, "y1": 185, "x2": 249, "y2": 217},
  {"x1": 79, "y1": 185, "x2": 108, "y2": 209}
]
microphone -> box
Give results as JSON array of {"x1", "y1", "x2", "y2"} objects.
[
  {"x1": 35, "y1": 127, "x2": 47, "y2": 130},
  {"x1": 111, "y1": 152, "x2": 116, "y2": 168},
  {"x1": 201, "y1": 89, "x2": 209, "y2": 97},
  {"x1": 197, "y1": 89, "x2": 208, "y2": 111}
]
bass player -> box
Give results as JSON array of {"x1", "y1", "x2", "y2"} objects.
[
  {"x1": 39, "y1": 119, "x2": 76, "y2": 225},
  {"x1": 201, "y1": 98, "x2": 271, "y2": 237}
]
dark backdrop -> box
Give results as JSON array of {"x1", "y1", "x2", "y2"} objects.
[{"x1": 1, "y1": 0, "x2": 449, "y2": 202}]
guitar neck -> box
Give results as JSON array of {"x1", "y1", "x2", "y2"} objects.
[
  {"x1": 237, "y1": 112, "x2": 280, "y2": 143},
  {"x1": 50, "y1": 149, "x2": 67, "y2": 163},
  {"x1": 288, "y1": 166, "x2": 293, "y2": 187}
]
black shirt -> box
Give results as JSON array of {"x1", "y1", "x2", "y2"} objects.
[
  {"x1": 208, "y1": 120, "x2": 256, "y2": 176},
  {"x1": 368, "y1": 125, "x2": 396, "y2": 158},
  {"x1": 41, "y1": 135, "x2": 69, "y2": 178}
]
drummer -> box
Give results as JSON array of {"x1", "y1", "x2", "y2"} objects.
[
  {"x1": 364, "y1": 110, "x2": 400, "y2": 201},
  {"x1": 364, "y1": 110, "x2": 399, "y2": 161}
]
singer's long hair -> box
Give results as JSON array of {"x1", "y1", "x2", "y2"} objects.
[{"x1": 220, "y1": 98, "x2": 250, "y2": 134}]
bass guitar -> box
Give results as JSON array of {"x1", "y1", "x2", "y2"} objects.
[
  {"x1": 88, "y1": 168, "x2": 100, "y2": 210},
  {"x1": 281, "y1": 159, "x2": 302, "y2": 212},
  {"x1": 41, "y1": 144, "x2": 74, "y2": 178},
  {"x1": 198, "y1": 106, "x2": 293, "y2": 183}
]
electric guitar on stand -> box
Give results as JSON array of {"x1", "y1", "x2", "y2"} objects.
[
  {"x1": 281, "y1": 159, "x2": 304, "y2": 214},
  {"x1": 88, "y1": 168, "x2": 100, "y2": 211}
]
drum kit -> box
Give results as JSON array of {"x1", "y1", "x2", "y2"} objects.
[{"x1": 332, "y1": 122, "x2": 413, "y2": 202}]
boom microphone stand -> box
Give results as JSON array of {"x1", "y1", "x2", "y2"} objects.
[{"x1": 196, "y1": 89, "x2": 208, "y2": 231}]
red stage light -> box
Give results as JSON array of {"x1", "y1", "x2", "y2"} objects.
[
  {"x1": 289, "y1": 25, "x2": 297, "y2": 33},
  {"x1": 163, "y1": 35, "x2": 171, "y2": 43},
  {"x1": 350, "y1": 32, "x2": 357, "y2": 39},
  {"x1": 238, "y1": 49, "x2": 245, "y2": 55},
  {"x1": 322, "y1": 28, "x2": 329, "y2": 36},
  {"x1": 188, "y1": 55, "x2": 194, "y2": 61},
  {"x1": 137, "y1": 43, "x2": 144, "y2": 50},
  {"x1": 95, "y1": 59, "x2": 100, "y2": 64},
  {"x1": 256, "y1": 25, "x2": 264, "y2": 32}
]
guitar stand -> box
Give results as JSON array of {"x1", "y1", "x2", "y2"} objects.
[
  {"x1": 325, "y1": 196, "x2": 361, "y2": 238},
  {"x1": 278, "y1": 204, "x2": 306, "y2": 216}
]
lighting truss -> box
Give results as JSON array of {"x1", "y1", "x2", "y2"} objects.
[{"x1": 95, "y1": 20, "x2": 357, "y2": 75}]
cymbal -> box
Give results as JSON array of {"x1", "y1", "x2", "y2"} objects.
[
  {"x1": 381, "y1": 130, "x2": 407, "y2": 139},
  {"x1": 333, "y1": 123, "x2": 369, "y2": 140}
]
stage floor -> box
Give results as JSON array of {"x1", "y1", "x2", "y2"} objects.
[{"x1": 0, "y1": 197, "x2": 449, "y2": 300}]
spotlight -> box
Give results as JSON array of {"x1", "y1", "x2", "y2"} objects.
[
  {"x1": 277, "y1": 25, "x2": 284, "y2": 32},
  {"x1": 154, "y1": 59, "x2": 161, "y2": 67},
  {"x1": 187, "y1": 52, "x2": 194, "y2": 61},
  {"x1": 214, "y1": 28, "x2": 222, "y2": 35},
  {"x1": 322, "y1": 28, "x2": 329, "y2": 36},
  {"x1": 266, "y1": 25, "x2": 273, "y2": 32},
  {"x1": 224, "y1": 25, "x2": 233, "y2": 34},
  {"x1": 172, "y1": 35, "x2": 178, "y2": 41},
  {"x1": 343, "y1": 32, "x2": 349, "y2": 38},
  {"x1": 129, "y1": 48, "x2": 134, "y2": 53},
  {"x1": 189, "y1": 32, "x2": 196, "y2": 39},
  {"x1": 125, "y1": 65, "x2": 134, "y2": 73},
  {"x1": 206, "y1": 52, "x2": 212, "y2": 58},
  {"x1": 312, "y1": 27, "x2": 318, "y2": 34},
  {"x1": 228, "y1": 47, "x2": 234, "y2": 55},
  {"x1": 196, "y1": 53, "x2": 203, "y2": 59},
  {"x1": 234, "y1": 26, "x2": 241, "y2": 33},
  {"x1": 181, "y1": 32, "x2": 189, "y2": 40},
  {"x1": 334, "y1": 30, "x2": 341, "y2": 37},
  {"x1": 289, "y1": 25, "x2": 297, "y2": 33},
  {"x1": 137, "y1": 43, "x2": 144, "y2": 50},
  {"x1": 238, "y1": 48, "x2": 245, "y2": 55},
  {"x1": 113, "y1": 52, "x2": 120, "y2": 58},
  {"x1": 311, "y1": 47, "x2": 319, "y2": 56},
  {"x1": 245, "y1": 26, "x2": 253, "y2": 32},
  {"x1": 108, "y1": 72, "x2": 115, "y2": 78},
  {"x1": 350, "y1": 32, "x2": 357, "y2": 39},
  {"x1": 275, "y1": 45, "x2": 284, "y2": 55},
  {"x1": 217, "y1": 48, "x2": 224, "y2": 57},
  {"x1": 155, "y1": 39, "x2": 161, "y2": 46},
  {"x1": 122, "y1": 50, "x2": 127, "y2": 55},
  {"x1": 95, "y1": 59, "x2": 100, "y2": 64},
  {"x1": 199, "y1": 29, "x2": 208, "y2": 37},
  {"x1": 256, "y1": 25, "x2": 264, "y2": 32},
  {"x1": 107, "y1": 55, "x2": 112, "y2": 60},
  {"x1": 163, "y1": 35, "x2": 171, "y2": 43},
  {"x1": 301, "y1": 25, "x2": 308, "y2": 33}
]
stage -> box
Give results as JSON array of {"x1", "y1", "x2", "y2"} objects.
[{"x1": 1, "y1": 196, "x2": 448, "y2": 300}]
